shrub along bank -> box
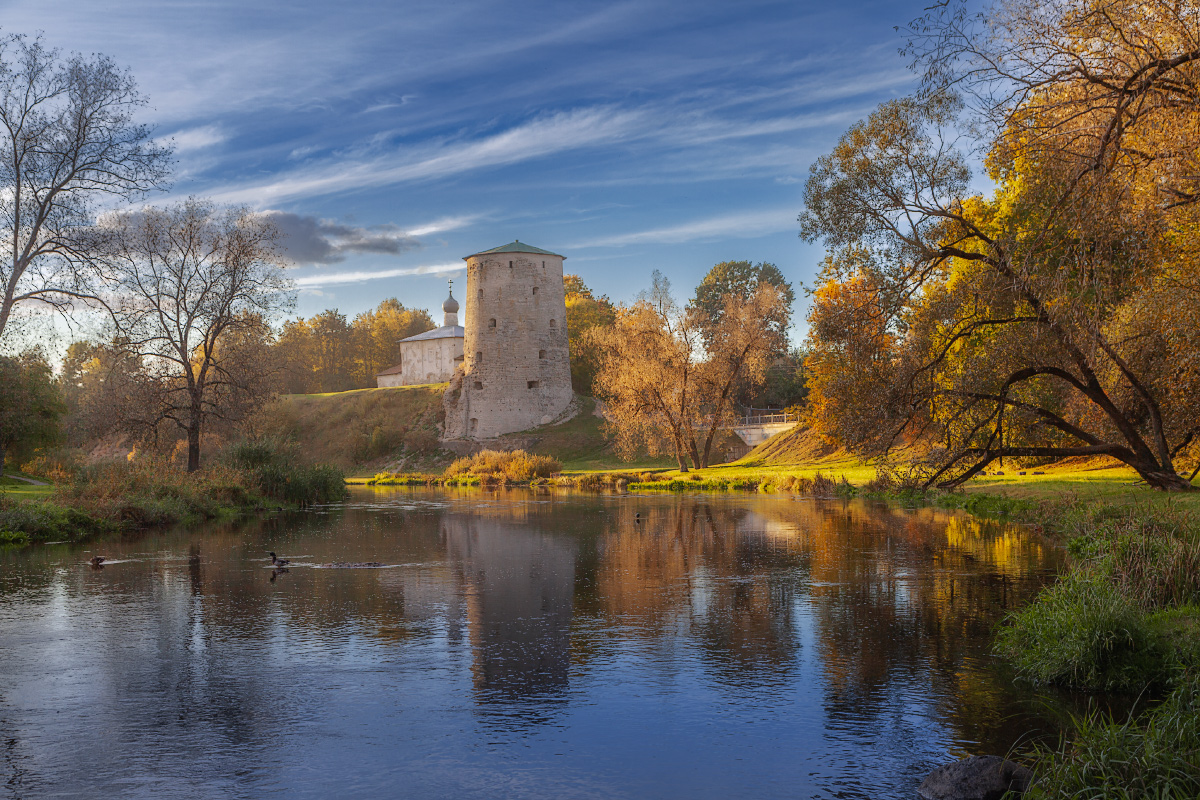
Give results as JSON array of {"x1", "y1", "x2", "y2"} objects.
[
  {"x1": 984, "y1": 500, "x2": 1200, "y2": 798},
  {"x1": 1, "y1": 442, "x2": 346, "y2": 547}
]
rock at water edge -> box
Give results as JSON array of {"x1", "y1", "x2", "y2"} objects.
[{"x1": 918, "y1": 755, "x2": 1033, "y2": 800}]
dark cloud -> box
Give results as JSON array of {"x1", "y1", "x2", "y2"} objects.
[{"x1": 258, "y1": 211, "x2": 422, "y2": 265}]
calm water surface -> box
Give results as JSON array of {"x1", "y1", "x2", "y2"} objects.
[{"x1": 0, "y1": 488, "x2": 1067, "y2": 799}]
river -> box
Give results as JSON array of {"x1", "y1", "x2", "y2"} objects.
[{"x1": 0, "y1": 488, "x2": 1067, "y2": 799}]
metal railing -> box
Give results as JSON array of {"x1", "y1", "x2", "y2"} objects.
[{"x1": 736, "y1": 410, "x2": 800, "y2": 426}]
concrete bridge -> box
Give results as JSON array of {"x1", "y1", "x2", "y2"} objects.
[{"x1": 728, "y1": 411, "x2": 799, "y2": 446}]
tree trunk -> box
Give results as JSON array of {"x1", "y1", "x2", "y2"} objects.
[
  {"x1": 186, "y1": 422, "x2": 201, "y2": 473},
  {"x1": 937, "y1": 448, "x2": 1197, "y2": 492},
  {"x1": 1135, "y1": 464, "x2": 1196, "y2": 491},
  {"x1": 674, "y1": 432, "x2": 689, "y2": 472},
  {"x1": 186, "y1": 393, "x2": 203, "y2": 473}
]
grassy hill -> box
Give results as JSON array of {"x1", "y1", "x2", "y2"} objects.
[
  {"x1": 490, "y1": 397, "x2": 673, "y2": 472},
  {"x1": 255, "y1": 384, "x2": 446, "y2": 470},
  {"x1": 706, "y1": 424, "x2": 1200, "y2": 505},
  {"x1": 254, "y1": 388, "x2": 1197, "y2": 502},
  {"x1": 256, "y1": 387, "x2": 671, "y2": 475}
]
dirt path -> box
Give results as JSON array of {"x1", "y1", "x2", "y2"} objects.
[{"x1": 2, "y1": 474, "x2": 49, "y2": 486}]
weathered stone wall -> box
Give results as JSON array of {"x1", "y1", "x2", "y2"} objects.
[
  {"x1": 395, "y1": 336, "x2": 462, "y2": 385},
  {"x1": 444, "y1": 251, "x2": 573, "y2": 439}
]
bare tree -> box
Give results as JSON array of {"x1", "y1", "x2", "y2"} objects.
[
  {"x1": 99, "y1": 199, "x2": 292, "y2": 472},
  {"x1": 0, "y1": 34, "x2": 171, "y2": 345}
]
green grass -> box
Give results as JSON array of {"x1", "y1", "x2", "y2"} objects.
[
  {"x1": 494, "y1": 397, "x2": 673, "y2": 471},
  {"x1": 0, "y1": 472, "x2": 53, "y2": 499},
  {"x1": 2, "y1": 444, "x2": 347, "y2": 548},
  {"x1": 995, "y1": 500, "x2": 1200, "y2": 692},
  {"x1": 1023, "y1": 677, "x2": 1200, "y2": 799},
  {"x1": 995, "y1": 572, "x2": 1183, "y2": 691},
  {"x1": 258, "y1": 384, "x2": 446, "y2": 471}
]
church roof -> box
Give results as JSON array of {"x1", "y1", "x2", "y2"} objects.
[
  {"x1": 463, "y1": 240, "x2": 565, "y2": 259},
  {"x1": 400, "y1": 324, "x2": 464, "y2": 343},
  {"x1": 376, "y1": 363, "x2": 404, "y2": 377}
]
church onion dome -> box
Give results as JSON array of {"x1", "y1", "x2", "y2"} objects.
[{"x1": 443, "y1": 290, "x2": 459, "y2": 314}]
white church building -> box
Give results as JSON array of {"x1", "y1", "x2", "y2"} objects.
[{"x1": 376, "y1": 285, "x2": 464, "y2": 387}]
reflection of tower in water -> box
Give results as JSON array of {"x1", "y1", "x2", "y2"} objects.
[{"x1": 442, "y1": 515, "x2": 576, "y2": 698}]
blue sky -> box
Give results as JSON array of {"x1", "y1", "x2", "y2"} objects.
[{"x1": 8, "y1": 0, "x2": 930, "y2": 337}]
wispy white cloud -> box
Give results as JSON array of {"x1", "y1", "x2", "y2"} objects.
[
  {"x1": 288, "y1": 145, "x2": 321, "y2": 161},
  {"x1": 164, "y1": 124, "x2": 227, "y2": 152},
  {"x1": 406, "y1": 214, "x2": 482, "y2": 237},
  {"x1": 293, "y1": 262, "x2": 465, "y2": 288},
  {"x1": 571, "y1": 208, "x2": 799, "y2": 248},
  {"x1": 364, "y1": 96, "x2": 417, "y2": 113},
  {"x1": 203, "y1": 106, "x2": 648, "y2": 206}
]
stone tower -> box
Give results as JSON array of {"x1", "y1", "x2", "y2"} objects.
[{"x1": 443, "y1": 241, "x2": 573, "y2": 439}]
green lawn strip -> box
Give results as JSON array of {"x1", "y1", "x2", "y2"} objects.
[{"x1": 0, "y1": 482, "x2": 54, "y2": 500}]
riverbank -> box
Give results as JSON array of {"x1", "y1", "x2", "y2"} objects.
[
  {"x1": 1, "y1": 444, "x2": 346, "y2": 547},
  {"x1": 983, "y1": 497, "x2": 1200, "y2": 798}
]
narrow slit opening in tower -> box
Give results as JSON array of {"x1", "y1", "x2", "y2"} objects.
[
  {"x1": 527, "y1": 380, "x2": 539, "y2": 389},
  {"x1": 538, "y1": 350, "x2": 546, "y2": 359},
  {"x1": 549, "y1": 318, "x2": 556, "y2": 328},
  {"x1": 469, "y1": 418, "x2": 478, "y2": 434},
  {"x1": 473, "y1": 381, "x2": 483, "y2": 390},
  {"x1": 488, "y1": 318, "x2": 496, "y2": 328},
  {"x1": 475, "y1": 351, "x2": 482, "y2": 363}
]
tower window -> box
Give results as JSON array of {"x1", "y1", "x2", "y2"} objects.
[
  {"x1": 488, "y1": 318, "x2": 496, "y2": 328},
  {"x1": 469, "y1": 418, "x2": 478, "y2": 434},
  {"x1": 477, "y1": 288, "x2": 483, "y2": 300},
  {"x1": 532, "y1": 286, "x2": 537, "y2": 295},
  {"x1": 509, "y1": 260, "x2": 513, "y2": 268},
  {"x1": 473, "y1": 381, "x2": 483, "y2": 390},
  {"x1": 549, "y1": 318, "x2": 557, "y2": 329},
  {"x1": 527, "y1": 380, "x2": 540, "y2": 389},
  {"x1": 475, "y1": 351, "x2": 482, "y2": 362},
  {"x1": 538, "y1": 350, "x2": 546, "y2": 359}
]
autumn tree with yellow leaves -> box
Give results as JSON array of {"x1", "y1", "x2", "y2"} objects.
[
  {"x1": 801, "y1": 0, "x2": 1200, "y2": 490},
  {"x1": 563, "y1": 274, "x2": 616, "y2": 394},
  {"x1": 589, "y1": 271, "x2": 788, "y2": 470}
]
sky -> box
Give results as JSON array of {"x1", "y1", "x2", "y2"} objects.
[{"x1": 4, "y1": 0, "x2": 933, "y2": 339}]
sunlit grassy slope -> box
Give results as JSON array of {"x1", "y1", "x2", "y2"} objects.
[
  {"x1": 261, "y1": 387, "x2": 1197, "y2": 504},
  {"x1": 0, "y1": 473, "x2": 53, "y2": 499},
  {"x1": 257, "y1": 384, "x2": 446, "y2": 469},
  {"x1": 620, "y1": 424, "x2": 1200, "y2": 506},
  {"x1": 494, "y1": 397, "x2": 673, "y2": 472}
]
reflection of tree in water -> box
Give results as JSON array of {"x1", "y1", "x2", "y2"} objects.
[
  {"x1": 0, "y1": 488, "x2": 1074, "y2": 789},
  {"x1": 589, "y1": 499, "x2": 809, "y2": 689},
  {"x1": 442, "y1": 514, "x2": 577, "y2": 704},
  {"x1": 800, "y1": 501, "x2": 1065, "y2": 754}
]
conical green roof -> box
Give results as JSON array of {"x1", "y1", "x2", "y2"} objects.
[{"x1": 463, "y1": 240, "x2": 565, "y2": 260}]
